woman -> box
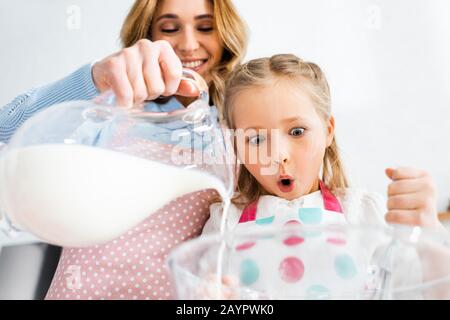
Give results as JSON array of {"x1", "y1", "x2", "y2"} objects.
[{"x1": 0, "y1": 0, "x2": 247, "y2": 300}]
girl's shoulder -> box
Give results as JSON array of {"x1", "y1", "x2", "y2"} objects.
[{"x1": 335, "y1": 187, "x2": 387, "y2": 226}]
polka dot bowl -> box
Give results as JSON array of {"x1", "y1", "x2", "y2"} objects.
[{"x1": 167, "y1": 224, "x2": 450, "y2": 300}]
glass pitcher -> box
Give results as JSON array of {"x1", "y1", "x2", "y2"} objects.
[{"x1": 0, "y1": 70, "x2": 234, "y2": 247}]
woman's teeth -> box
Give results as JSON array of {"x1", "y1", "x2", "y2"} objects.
[{"x1": 182, "y1": 60, "x2": 205, "y2": 69}]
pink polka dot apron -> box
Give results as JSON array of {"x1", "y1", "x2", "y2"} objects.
[
  {"x1": 228, "y1": 181, "x2": 371, "y2": 299},
  {"x1": 45, "y1": 130, "x2": 216, "y2": 300}
]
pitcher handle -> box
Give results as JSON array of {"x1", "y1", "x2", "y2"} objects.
[{"x1": 94, "y1": 68, "x2": 209, "y2": 108}]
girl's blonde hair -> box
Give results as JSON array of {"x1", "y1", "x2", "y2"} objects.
[
  {"x1": 224, "y1": 54, "x2": 349, "y2": 206},
  {"x1": 120, "y1": 0, "x2": 248, "y2": 111}
]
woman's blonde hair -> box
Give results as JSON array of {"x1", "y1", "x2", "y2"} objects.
[
  {"x1": 120, "y1": 0, "x2": 248, "y2": 111},
  {"x1": 224, "y1": 54, "x2": 349, "y2": 206}
]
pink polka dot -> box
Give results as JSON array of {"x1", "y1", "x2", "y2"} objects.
[
  {"x1": 45, "y1": 189, "x2": 213, "y2": 300},
  {"x1": 279, "y1": 257, "x2": 305, "y2": 283},
  {"x1": 283, "y1": 236, "x2": 305, "y2": 246},
  {"x1": 235, "y1": 242, "x2": 256, "y2": 251},
  {"x1": 326, "y1": 238, "x2": 347, "y2": 246}
]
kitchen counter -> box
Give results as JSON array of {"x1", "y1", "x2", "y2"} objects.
[
  {"x1": 439, "y1": 211, "x2": 450, "y2": 232},
  {"x1": 0, "y1": 219, "x2": 41, "y2": 250},
  {"x1": 439, "y1": 211, "x2": 450, "y2": 221}
]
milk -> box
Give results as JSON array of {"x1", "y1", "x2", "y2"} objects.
[{"x1": 0, "y1": 144, "x2": 230, "y2": 247}]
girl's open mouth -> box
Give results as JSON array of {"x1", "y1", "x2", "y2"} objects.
[{"x1": 277, "y1": 176, "x2": 295, "y2": 193}]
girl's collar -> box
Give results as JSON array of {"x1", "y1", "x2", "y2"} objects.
[
  {"x1": 256, "y1": 181, "x2": 343, "y2": 213},
  {"x1": 238, "y1": 182, "x2": 343, "y2": 224},
  {"x1": 259, "y1": 189, "x2": 322, "y2": 207}
]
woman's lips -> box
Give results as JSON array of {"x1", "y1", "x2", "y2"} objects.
[{"x1": 181, "y1": 59, "x2": 208, "y2": 72}]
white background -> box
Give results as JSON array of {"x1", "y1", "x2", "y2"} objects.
[{"x1": 0, "y1": 0, "x2": 449, "y2": 211}]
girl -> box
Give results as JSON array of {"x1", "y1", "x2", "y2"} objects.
[
  {"x1": 205, "y1": 53, "x2": 444, "y2": 233},
  {"x1": 202, "y1": 54, "x2": 446, "y2": 298},
  {"x1": 1, "y1": 0, "x2": 247, "y2": 300}
]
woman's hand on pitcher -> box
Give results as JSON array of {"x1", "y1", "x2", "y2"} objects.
[{"x1": 92, "y1": 39, "x2": 198, "y2": 107}]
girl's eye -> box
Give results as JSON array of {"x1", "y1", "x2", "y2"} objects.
[
  {"x1": 248, "y1": 135, "x2": 266, "y2": 146},
  {"x1": 290, "y1": 127, "x2": 305, "y2": 137}
]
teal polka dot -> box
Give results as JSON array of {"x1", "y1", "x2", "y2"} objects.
[
  {"x1": 306, "y1": 285, "x2": 331, "y2": 300},
  {"x1": 298, "y1": 208, "x2": 323, "y2": 224},
  {"x1": 255, "y1": 216, "x2": 275, "y2": 225},
  {"x1": 240, "y1": 259, "x2": 260, "y2": 285},
  {"x1": 334, "y1": 254, "x2": 358, "y2": 279}
]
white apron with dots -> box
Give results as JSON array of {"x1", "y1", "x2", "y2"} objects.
[{"x1": 226, "y1": 182, "x2": 375, "y2": 299}]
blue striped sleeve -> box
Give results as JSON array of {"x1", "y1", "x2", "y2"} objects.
[{"x1": 0, "y1": 63, "x2": 100, "y2": 143}]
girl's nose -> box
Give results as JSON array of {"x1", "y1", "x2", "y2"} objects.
[
  {"x1": 178, "y1": 26, "x2": 200, "y2": 53},
  {"x1": 280, "y1": 154, "x2": 290, "y2": 165},
  {"x1": 271, "y1": 134, "x2": 290, "y2": 166},
  {"x1": 274, "y1": 147, "x2": 290, "y2": 166}
]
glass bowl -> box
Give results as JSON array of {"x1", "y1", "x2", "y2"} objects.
[{"x1": 167, "y1": 223, "x2": 450, "y2": 300}]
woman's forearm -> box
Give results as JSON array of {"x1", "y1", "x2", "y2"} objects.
[{"x1": 0, "y1": 63, "x2": 99, "y2": 143}]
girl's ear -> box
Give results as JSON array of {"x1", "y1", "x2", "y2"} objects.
[{"x1": 326, "y1": 115, "x2": 335, "y2": 147}]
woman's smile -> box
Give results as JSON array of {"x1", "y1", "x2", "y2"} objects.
[{"x1": 181, "y1": 58, "x2": 209, "y2": 73}]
